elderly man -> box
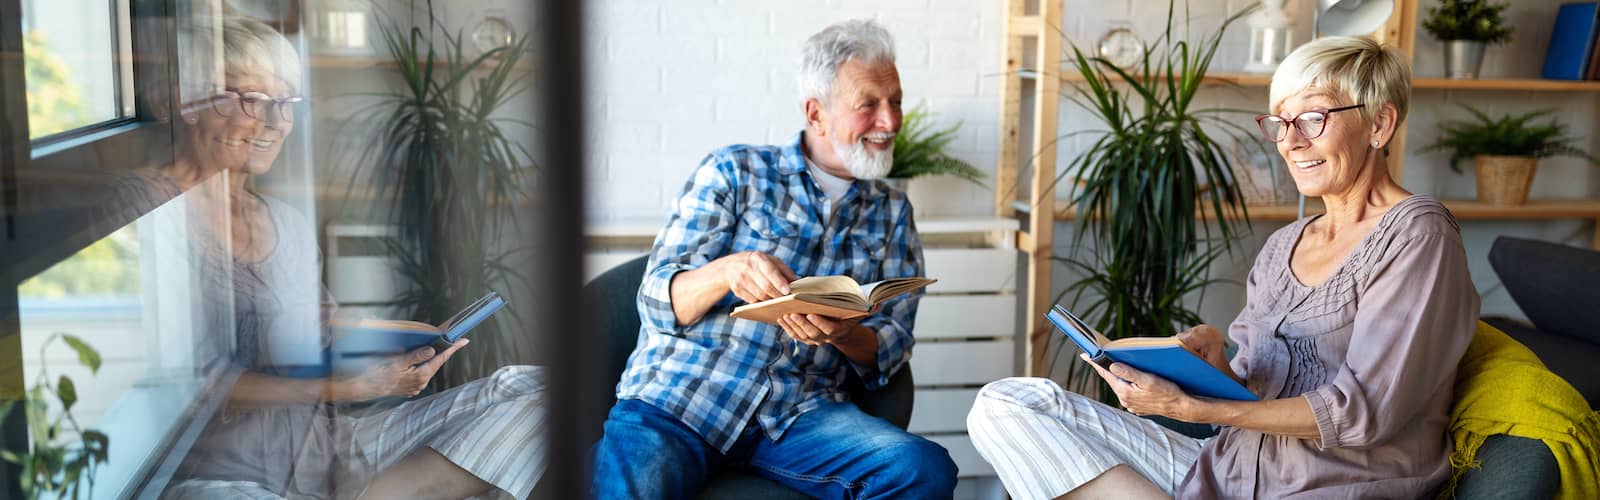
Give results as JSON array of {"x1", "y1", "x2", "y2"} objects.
[{"x1": 590, "y1": 19, "x2": 957, "y2": 499}]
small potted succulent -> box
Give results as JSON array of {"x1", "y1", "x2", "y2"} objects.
[
  {"x1": 1420, "y1": 106, "x2": 1599, "y2": 205},
  {"x1": 1421, "y1": 0, "x2": 1513, "y2": 79}
]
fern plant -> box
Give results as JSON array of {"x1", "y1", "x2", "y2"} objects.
[
  {"x1": 889, "y1": 105, "x2": 985, "y2": 185},
  {"x1": 0, "y1": 334, "x2": 108, "y2": 500},
  {"x1": 1049, "y1": 1, "x2": 1254, "y2": 402},
  {"x1": 1422, "y1": 0, "x2": 1513, "y2": 44},
  {"x1": 345, "y1": 0, "x2": 537, "y2": 387},
  {"x1": 1419, "y1": 105, "x2": 1600, "y2": 173}
]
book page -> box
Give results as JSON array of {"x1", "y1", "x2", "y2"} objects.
[
  {"x1": 862, "y1": 277, "x2": 936, "y2": 304},
  {"x1": 337, "y1": 318, "x2": 439, "y2": 333},
  {"x1": 789, "y1": 276, "x2": 867, "y2": 301}
]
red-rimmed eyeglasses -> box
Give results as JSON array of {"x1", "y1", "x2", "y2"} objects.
[
  {"x1": 1254, "y1": 104, "x2": 1364, "y2": 143},
  {"x1": 210, "y1": 87, "x2": 305, "y2": 123}
]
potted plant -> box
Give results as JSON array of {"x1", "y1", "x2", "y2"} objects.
[
  {"x1": 1050, "y1": 1, "x2": 1253, "y2": 402},
  {"x1": 0, "y1": 334, "x2": 109, "y2": 499},
  {"x1": 345, "y1": 1, "x2": 538, "y2": 388},
  {"x1": 1420, "y1": 105, "x2": 1599, "y2": 205},
  {"x1": 888, "y1": 105, "x2": 986, "y2": 188},
  {"x1": 1421, "y1": 0, "x2": 1513, "y2": 79}
]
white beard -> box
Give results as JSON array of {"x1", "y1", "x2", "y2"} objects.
[{"x1": 831, "y1": 135, "x2": 894, "y2": 180}]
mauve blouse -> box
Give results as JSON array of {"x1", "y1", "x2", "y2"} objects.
[{"x1": 1176, "y1": 195, "x2": 1481, "y2": 499}]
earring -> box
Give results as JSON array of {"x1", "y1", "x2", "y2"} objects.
[{"x1": 1371, "y1": 140, "x2": 1380, "y2": 148}]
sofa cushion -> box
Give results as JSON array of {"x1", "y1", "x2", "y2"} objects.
[
  {"x1": 1488, "y1": 237, "x2": 1600, "y2": 345},
  {"x1": 1482, "y1": 316, "x2": 1600, "y2": 409}
]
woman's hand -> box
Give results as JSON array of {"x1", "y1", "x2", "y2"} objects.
[
  {"x1": 1177, "y1": 324, "x2": 1240, "y2": 382},
  {"x1": 330, "y1": 339, "x2": 469, "y2": 402},
  {"x1": 1083, "y1": 353, "x2": 1193, "y2": 420}
]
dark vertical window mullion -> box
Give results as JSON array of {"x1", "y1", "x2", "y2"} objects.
[
  {"x1": 536, "y1": 0, "x2": 592, "y2": 498},
  {"x1": 0, "y1": 0, "x2": 29, "y2": 493}
]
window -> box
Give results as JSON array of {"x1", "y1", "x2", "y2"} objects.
[
  {"x1": 20, "y1": 0, "x2": 134, "y2": 140},
  {"x1": 14, "y1": 176, "x2": 236, "y2": 498}
]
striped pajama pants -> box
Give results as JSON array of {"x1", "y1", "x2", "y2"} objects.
[
  {"x1": 966, "y1": 377, "x2": 1205, "y2": 500},
  {"x1": 337, "y1": 365, "x2": 548, "y2": 500}
]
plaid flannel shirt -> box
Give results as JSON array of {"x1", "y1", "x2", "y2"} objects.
[{"x1": 616, "y1": 131, "x2": 924, "y2": 452}]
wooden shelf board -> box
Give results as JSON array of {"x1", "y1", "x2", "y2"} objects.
[
  {"x1": 309, "y1": 56, "x2": 533, "y2": 72},
  {"x1": 1029, "y1": 197, "x2": 1600, "y2": 222},
  {"x1": 1412, "y1": 78, "x2": 1600, "y2": 92},
  {"x1": 1441, "y1": 199, "x2": 1600, "y2": 219},
  {"x1": 1048, "y1": 71, "x2": 1600, "y2": 92}
]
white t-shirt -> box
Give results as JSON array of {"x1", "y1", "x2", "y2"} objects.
[{"x1": 805, "y1": 159, "x2": 852, "y2": 225}]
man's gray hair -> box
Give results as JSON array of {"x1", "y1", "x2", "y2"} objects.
[{"x1": 798, "y1": 19, "x2": 896, "y2": 103}]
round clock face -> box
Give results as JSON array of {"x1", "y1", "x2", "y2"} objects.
[
  {"x1": 472, "y1": 16, "x2": 515, "y2": 55},
  {"x1": 1097, "y1": 27, "x2": 1143, "y2": 69}
]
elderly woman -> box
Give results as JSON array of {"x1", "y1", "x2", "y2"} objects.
[
  {"x1": 967, "y1": 36, "x2": 1479, "y2": 499},
  {"x1": 151, "y1": 18, "x2": 546, "y2": 500}
]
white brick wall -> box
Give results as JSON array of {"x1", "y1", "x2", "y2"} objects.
[{"x1": 583, "y1": 0, "x2": 1004, "y2": 221}]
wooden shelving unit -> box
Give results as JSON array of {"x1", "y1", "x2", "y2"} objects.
[{"x1": 998, "y1": 0, "x2": 1600, "y2": 378}]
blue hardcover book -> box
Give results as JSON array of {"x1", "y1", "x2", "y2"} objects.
[
  {"x1": 331, "y1": 291, "x2": 506, "y2": 358},
  {"x1": 1542, "y1": 2, "x2": 1600, "y2": 80},
  {"x1": 1046, "y1": 305, "x2": 1258, "y2": 401}
]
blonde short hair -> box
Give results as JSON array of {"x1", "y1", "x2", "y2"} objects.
[{"x1": 1269, "y1": 36, "x2": 1410, "y2": 124}]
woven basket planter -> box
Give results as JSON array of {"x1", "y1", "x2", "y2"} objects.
[{"x1": 1474, "y1": 155, "x2": 1539, "y2": 206}]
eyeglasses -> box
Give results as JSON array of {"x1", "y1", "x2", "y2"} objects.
[
  {"x1": 1254, "y1": 104, "x2": 1364, "y2": 143},
  {"x1": 210, "y1": 87, "x2": 305, "y2": 123}
]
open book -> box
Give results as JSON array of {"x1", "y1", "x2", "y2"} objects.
[
  {"x1": 331, "y1": 292, "x2": 506, "y2": 358},
  {"x1": 1047, "y1": 304, "x2": 1258, "y2": 401},
  {"x1": 729, "y1": 276, "x2": 936, "y2": 324}
]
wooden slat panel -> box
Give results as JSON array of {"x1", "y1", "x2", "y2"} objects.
[
  {"x1": 909, "y1": 388, "x2": 981, "y2": 433},
  {"x1": 928, "y1": 434, "x2": 995, "y2": 477},
  {"x1": 914, "y1": 295, "x2": 1015, "y2": 339},
  {"x1": 924, "y1": 248, "x2": 1017, "y2": 294},
  {"x1": 911, "y1": 340, "x2": 1014, "y2": 386}
]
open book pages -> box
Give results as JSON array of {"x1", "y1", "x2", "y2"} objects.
[
  {"x1": 333, "y1": 318, "x2": 440, "y2": 333},
  {"x1": 729, "y1": 275, "x2": 936, "y2": 324}
]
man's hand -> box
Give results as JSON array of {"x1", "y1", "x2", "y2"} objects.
[
  {"x1": 779, "y1": 313, "x2": 878, "y2": 366},
  {"x1": 1082, "y1": 353, "x2": 1192, "y2": 420},
  {"x1": 331, "y1": 339, "x2": 468, "y2": 401},
  {"x1": 778, "y1": 313, "x2": 862, "y2": 346},
  {"x1": 1176, "y1": 324, "x2": 1236, "y2": 380},
  {"x1": 716, "y1": 251, "x2": 798, "y2": 304}
]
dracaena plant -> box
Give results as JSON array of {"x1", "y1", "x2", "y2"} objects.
[
  {"x1": 344, "y1": 0, "x2": 538, "y2": 387},
  {"x1": 1419, "y1": 105, "x2": 1600, "y2": 173},
  {"x1": 0, "y1": 333, "x2": 108, "y2": 500},
  {"x1": 1048, "y1": 1, "x2": 1255, "y2": 403}
]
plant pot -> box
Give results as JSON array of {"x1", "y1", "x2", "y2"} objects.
[
  {"x1": 1474, "y1": 155, "x2": 1538, "y2": 205},
  {"x1": 1444, "y1": 40, "x2": 1485, "y2": 79}
]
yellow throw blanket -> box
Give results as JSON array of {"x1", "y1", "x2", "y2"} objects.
[{"x1": 1442, "y1": 321, "x2": 1600, "y2": 500}]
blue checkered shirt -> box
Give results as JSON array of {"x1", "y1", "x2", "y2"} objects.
[{"x1": 616, "y1": 131, "x2": 924, "y2": 452}]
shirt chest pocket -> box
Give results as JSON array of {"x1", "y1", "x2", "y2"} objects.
[
  {"x1": 844, "y1": 233, "x2": 888, "y2": 280},
  {"x1": 735, "y1": 209, "x2": 801, "y2": 259}
]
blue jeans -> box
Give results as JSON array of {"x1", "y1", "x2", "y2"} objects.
[{"x1": 591, "y1": 399, "x2": 957, "y2": 499}]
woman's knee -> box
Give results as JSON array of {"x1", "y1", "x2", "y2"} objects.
[{"x1": 973, "y1": 377, "x2": 1075, "y2": 413}]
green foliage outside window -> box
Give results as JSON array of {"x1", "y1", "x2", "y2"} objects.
[
  {"x1": 23, "y1": 30, "x2": 92, "y2": 139},
  {"x1": 17, "y1": 228, "x2": 139, "y2": 299}
]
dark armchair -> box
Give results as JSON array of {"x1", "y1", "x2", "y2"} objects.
[{"x1": 581, "y1": 255, "x2": 915, "y2": 499}]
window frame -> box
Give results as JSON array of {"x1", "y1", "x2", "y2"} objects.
[{"x1": 0, "y1": 0, "x2": 219, "y2": 498}]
